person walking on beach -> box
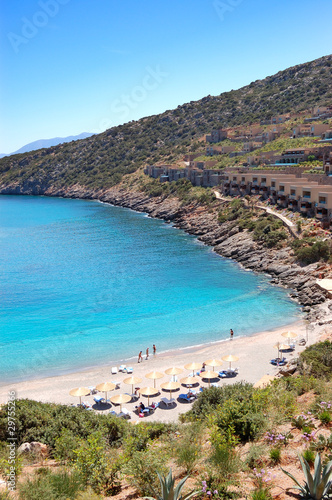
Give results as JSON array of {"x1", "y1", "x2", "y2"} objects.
[
  {"x1": 138, "y1": 351, "x2": 143, "y2": 363},
  {"x1": 230, "y1": 329, "x2": 234, "y2": 340},
  {"x1": 153, "y1": 344, "x2": 156, "y2": 355},
  {"x1": 146, "y1": 347, "x2": 149, "y2": 360}
]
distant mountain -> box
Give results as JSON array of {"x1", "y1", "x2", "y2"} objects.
[
  {"x1": 0, "y1": 132, "x2": 94, "y2": 158},
  {"x1": 0, "y1": 55, "x2": 331, "y2": 192}
]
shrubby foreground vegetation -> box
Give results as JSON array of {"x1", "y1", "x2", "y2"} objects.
[{"x1": 1, "y1": 341, "x2": 332, "y2": 499}]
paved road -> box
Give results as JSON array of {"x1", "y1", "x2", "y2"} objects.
[{"x1": 213, "y1": 190, "x2": 297, "y2": 237}]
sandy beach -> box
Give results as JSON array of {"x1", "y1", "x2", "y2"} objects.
[{"x1": 1, "y1": 302, "x2": 331, "y2": 423}]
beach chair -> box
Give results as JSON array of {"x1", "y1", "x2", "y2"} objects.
[
  {"x1": 118, "y1": 408, "x2": 131, "y2": 419},
  {"x1": 119, "y1": 365, "x2": 126, "y2": 372},
  {"x1": 93, "y1": 396, "x2": 105, "y2": 405},
  {"x1": 88, "y1": 386, "x2": 97, "y2": 395},
  {"x1": 218, "y1": 370, "x2": 227, "y2": 378},
  {"x1": 82, "y1": 401, "x2": 93, "y2": 410},
  {"x1": 171, "y1": 375, "x2": 178, "y2": 382},
  {"x1": 111, "y1": 366, "x2": 118, "y2": 375},
  {"x1": 161, "y1": 397, "x2": 175, "y2": 407},
  {"x1": 126, "y1": 367, "x2": 133, "y2": 374}
]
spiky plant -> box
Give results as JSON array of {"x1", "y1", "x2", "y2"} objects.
[
  {"x1": 281, "y1": 454, "x2": 332, "y2": 500},
  {"x1": 144, "y1": 469, "x2": 197, "y2": 500}
]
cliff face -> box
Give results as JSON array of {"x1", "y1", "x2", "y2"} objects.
[{"x1": 1, "y1": 182, "x2": 328, "y2": 315}]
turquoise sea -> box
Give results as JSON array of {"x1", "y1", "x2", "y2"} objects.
[{"x1": 0, "y1": 195, "x2": 301, "y2": 384}]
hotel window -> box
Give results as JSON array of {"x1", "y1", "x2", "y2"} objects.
[
  {"x1": 279, "y1": 186, "x2": 284, "y2": 192},
  {"x1": 271, "y1": 182, "x2": 275, "y2": 187},
  {"x1": 303, "y1": 191, "x2": 311, "y2": 198},
  {"x1": 291, "y1": 190, "x2": 295, "y2": 196}
]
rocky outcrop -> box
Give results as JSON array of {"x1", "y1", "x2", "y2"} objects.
[
  {"x1": 18, "y1": 441, "x2": 48, "y2": 457},
  {"x1": 1, "y1": 182, "x2": 329, "y2": 311}
]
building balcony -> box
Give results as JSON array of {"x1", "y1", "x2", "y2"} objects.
[
  {"x1": 278, "y1": 190, "x2": 285, "y2": 195},
  {"x1": 318, "y1": 200, "x2": 327, "y2": 206}
]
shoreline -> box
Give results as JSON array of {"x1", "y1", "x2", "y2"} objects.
[
  {"x1": 0, "y1": 316, "x2": 301, "y2": 389},
  {"x1": 1, "y1": 310, "x2": 330, "y2": 423}
]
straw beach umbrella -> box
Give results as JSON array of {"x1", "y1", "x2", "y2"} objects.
[
  {"x1": 180, "y1": 376, "x2": 200, "y2": 387},
  {"x1": 281, "y1": 331, "x2": 297, "y2": 345},
  {"x1": 165, "y1": 367, "x2": 183, "y2": 376},
  {"x1": 69, "y1": 387, "x2": 90, "y2": 406},
  {"x1": 139, "y1": 386, "x2": 159, "y2": 406},
  {"x1": 96, "y1": 382, "x2": 116, "y2": 402},
  {"x1": 199, "y1": 370, "x2": 218, "y2": 388},
  {"x1": 160, "y1": 381, "x2": 180, "y2": 398},
  {"x1": 123, "y1": 376, "x2": 142, "y2": 394},
  {"x1": 110, "y1": 393, "x2": 131, "y2": 411},
  {"x1": 222, "y1": 354, "x2": 239, "y2": 370},
  {"x1": 184, "y1": 362, "x2": 201, "y2": 376},
  {"x1": 205, "y1": 358, "x2": 223, "y2": 371},
  {"x1": 145, "y1": 371, "x2": 164, "y2": 388}
]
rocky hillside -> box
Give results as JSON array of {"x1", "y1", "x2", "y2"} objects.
[{"x1": 0, "y1": 55, "x2": 332, "y2": 193}]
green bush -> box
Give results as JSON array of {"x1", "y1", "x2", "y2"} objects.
[
  {"x1": 122, "y1": 448, "x2": 168, "y2": 497},
  {"x1": 298, "y1": 341, "x2": 332, "y2": 380},
  {"x1": 186, "y1": 383, "x2": 267, "y2": 442},
  {"x1": 302, "y1": 449, "x2": 315, "y2": 466},
  {"x1": 245, "y1": 444, "x2": 268, "y2": 469},
  {"x1": 0, "y1": 400, "x2": 129, "y2": 449},
  {"x1": 173, "y1": 422, "x2": 203, "y2": 473},
  {"x1": 293, "y1": 240, "x2": 331, "y2": 265},
  {"x1": 269, "y1": 447, "x2": 281, "y2": 464},
  {"x1": 73, "y1": 434, "x2": 116, "y2": 495},
  {"x1": 18, "y1": 469, "x2": 84, "y2": 500}
]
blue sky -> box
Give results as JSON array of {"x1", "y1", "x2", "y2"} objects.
[{"x1": 1, "y1": 0, "x2": 331, "y2": 153}]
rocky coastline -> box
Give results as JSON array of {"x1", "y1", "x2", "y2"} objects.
[{"x1": 1, "y1": 181, "x2": 332, "y2": 325}]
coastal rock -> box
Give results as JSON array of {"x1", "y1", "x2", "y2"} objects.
[
  {"x1": 0, "y1": 182, "x2": 329, "y2": 311},
  {"x1": 18, "y1": 442, "x2": 48, "y2": 456}
]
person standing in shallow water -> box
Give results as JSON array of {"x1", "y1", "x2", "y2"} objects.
[
  {"x1": 153, "y1": 344, "x2": 156, "y2": 355},
  {"x1": 138, "y1": 351, "x2": 143, "y2": 363},
  {"x1": 146, "y1": 347, "x2": 149, "y2": 360},
  {"x1": 230, "y1": 329, "x2": 234, "y2": 340}
]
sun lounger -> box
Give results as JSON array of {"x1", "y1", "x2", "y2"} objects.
[
  {"x1": 179, "y1": 394, "x2": 195, "y2": 402},
  {"x1": 119, "y1": 365, "x2": 126, "y2": 372},
  {"x1": 82, "y1": 401, "x2": 93, "y2": 410},
  {"x1": 126, "y1": 367, "x2": 133, "y2": 374},
  {"x1": 171, "y1": 375, "x2": 178, "y2": 382},
  {"x1": 270, "y1": 357, "x2": 286, "y2": 366},
  {"x1": 111, "y1": 366, "x2": 118, "y2": 374},
  {"x1": 93, "y1": 396, "x2": 105, "y2": 404},
  {"x1": 118, "y1": 408, "x2": 131, "y2": 419},
  {"x1": 211, "y1": 382, "x2": 219, "y2": 387},
  {"x1": 161, "y1": 397, "x2": 175, "y2": 407},
  {"x1": 88, "y1": 386, "x2": 97, "y2": 395}
]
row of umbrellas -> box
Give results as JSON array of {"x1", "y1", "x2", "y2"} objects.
[{"x1": 69, "y1": 355, "x2": 240, "y2": 407}]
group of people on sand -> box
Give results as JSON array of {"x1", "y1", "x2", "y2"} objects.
[
  {"x1": 137, "y1": 329, "x2": 234, "y2": 364},
  {"x1": 138, "y1": 344, "x2": 156, "y2": 363}
]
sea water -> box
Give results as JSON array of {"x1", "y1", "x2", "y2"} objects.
[{"x1": 0, "y1": 195, "x2": 301, "y2": 384}]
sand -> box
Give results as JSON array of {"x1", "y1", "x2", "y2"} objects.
[{"x1": 1, "y1": 306, "x2": 330, "y2": 423}]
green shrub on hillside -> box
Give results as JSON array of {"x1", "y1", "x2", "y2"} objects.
[
  {"x1": 0, "y1": 400, "x2": 129, "y2": 449},
  {"x1": 184, "y1": 383, "x2": 266, "y2": 442},
  {"x1": 298, "y1": 341, "x2": 332, "y2": 380},
  {"x1": 18, "y1": 468, "x2": 85, "y2": 500}
]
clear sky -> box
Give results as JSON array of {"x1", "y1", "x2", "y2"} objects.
[{"x1": 1, "y1": 0, "x2": 331, "y2": 153}]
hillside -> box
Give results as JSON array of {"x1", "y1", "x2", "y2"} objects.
[{"x1": 0, "y1": 54, "x2": 332, "y2": 192}]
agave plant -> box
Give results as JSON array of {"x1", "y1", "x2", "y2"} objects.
[
  {"x1": 281, "y1": 453, "x2": 332, "y2": 500},
  {"x1": 144, "y1": 469, "x2": 197, "y2": 500}
]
